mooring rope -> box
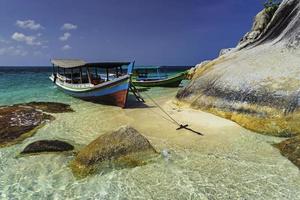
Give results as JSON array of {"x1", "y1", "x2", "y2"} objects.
[
  {"x1": 139, "y1": 89, "x2": 203, "y2": 136},
  {"x1": 142, "y1": 91, "x2": 181, "y2": 126}
]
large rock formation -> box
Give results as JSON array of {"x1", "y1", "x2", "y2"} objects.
[
  {"x1": 177, "y1": 0, "x2": 300, "y2": 136},
  {"x1": 70, "y1": 126, "x2": 157, "y2": 178},
  {"x1": 0, "y1": 102, "x2": 73, "y2": 147},
  {"x1": 21, "y1": 140, "x2": 74, "y2": 154},
  {"x1": 237, "y1": 8, "x2": 274, "y2": 48}
]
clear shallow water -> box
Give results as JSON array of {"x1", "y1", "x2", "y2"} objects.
[{"x1": 1, "y1": 67, "x2": 300, "y2": 199}]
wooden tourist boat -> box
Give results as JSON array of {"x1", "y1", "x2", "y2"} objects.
[
  {"x1": 50, "y1": 59, "x2": 135, "y2": 108},
  {"x1": 132, "y1": 66, "x2": 187, "y2": 87}
]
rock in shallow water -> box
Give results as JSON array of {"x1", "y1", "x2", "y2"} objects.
[
  {"x1": 21, "y1": 140, "x2": 74, "y2": 154},
  {"x1": 274, "y1": 136, "x2": 300, "y2": 169},
  {"x1": 0, "y1": 102, "x2": 73, "y2": 147},
  {"x1": 70, "y1": 126, "x2": 157, "y2": 177},
  {"x1": 21, "y1": 102, "x2": 74, "y2": 113}
]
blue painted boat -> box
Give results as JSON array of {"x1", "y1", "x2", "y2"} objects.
[
  {"x1": 132, "y1": 66, "x2": 187, "y2": 87},
  {"x1": 50, "y1": 59, "x2": 134, "y2": 108}
]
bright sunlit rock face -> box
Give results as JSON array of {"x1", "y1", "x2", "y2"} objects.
[{"x1": 177, "y1": 0, "x2": 300, "y2": 136}]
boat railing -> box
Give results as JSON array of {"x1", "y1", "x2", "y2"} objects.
[{"x1": 56, "y1": 74, "x2": 94, "y2": 88}]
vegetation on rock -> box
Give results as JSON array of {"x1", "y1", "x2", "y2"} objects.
[{"x1": 264, "y1": 0, "x2": 281, "y2": 16}]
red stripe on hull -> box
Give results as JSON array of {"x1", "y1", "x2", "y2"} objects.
[{"x1": 81, "y1": 89, "x2": 129, "y2": 108}]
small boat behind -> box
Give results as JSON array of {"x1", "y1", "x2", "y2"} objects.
[
  {"x1": 50, "y1": 59, "x2": 134, "y2": 108},
  {"x1": 132, "y1": 66, "x2": 187, "y2": 87}
]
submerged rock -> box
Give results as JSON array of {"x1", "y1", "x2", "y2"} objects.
[
  {"x1": 21, "y1": 140, "x2": 74, "y2": 154},
  {"x1": 70, "y1": 126, "x2": 157, "y2": 177},
  {"x1": 177, "y1": 0, "x2": 300, "y2": 136},
  {"x1": 0, "y1": 102, "x2": 73, "y2": 147},
  {"x1": 274, "y1": 136, "x2": 300, "y2": 169},
  {"x1": 20, "y1": 102, "x2": 74, "y2": 113}
]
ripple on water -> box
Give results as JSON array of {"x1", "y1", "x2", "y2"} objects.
[{"x1": 1, "y1": 85, "x2": 300, "y2": 199}]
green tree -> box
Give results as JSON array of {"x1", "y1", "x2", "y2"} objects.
[{"x1": 264, "y1": 0, "x2": 281, "y2": 16}]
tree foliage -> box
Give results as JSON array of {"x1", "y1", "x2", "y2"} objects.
[{"x1": 264, "y1": 0, "x2": 281, "y2": 16}]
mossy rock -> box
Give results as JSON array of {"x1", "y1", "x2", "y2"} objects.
[
  {"x1": 0, "y1": 102, "x2": 73, "y2": 147},
  {"x1": 20, "y1": 102, "x2": 74, "y2": 113},
  {"x1": 70, "y1": 126, "x2": 158, "y2": 178}
]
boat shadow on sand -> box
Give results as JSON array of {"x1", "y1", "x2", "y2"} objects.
[{"x1": 85, "y1": 93, "x2": 154, "y2": 109}]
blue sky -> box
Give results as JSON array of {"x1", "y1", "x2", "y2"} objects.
[{"x1": 0, "y1": 0, "x2": 265, "y2": 66}]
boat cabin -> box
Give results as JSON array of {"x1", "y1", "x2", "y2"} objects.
[
  {"x1": 51, "y1": 59, "x2": 132, "y2": 86},
  {"x1": 133, "y1": 66, "x2": 168, "y2": 81}
]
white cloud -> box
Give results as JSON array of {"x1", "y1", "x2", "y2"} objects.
[
  {"x1": 61, "y1": 23, "x2": 77, "y2": 30},
  {"x1": 62, "y1": 44, "x2": 71, "y2": 50},
  {"x1": 16, "y1": 20, "x2": 43, "y2": 30},
  {"x1": 59, "y1": 32, "x2": 71, "y2": 41},
  {"x1": 0, "y1": 46, "x2": 27, "y2": 56},
  {"x1": 11, "y1": 32, "x2": 42, "y2": 46}
]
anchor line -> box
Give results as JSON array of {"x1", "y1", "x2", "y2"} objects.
[
  {"x1": 142, "y1": 91, "x2": 181, "y2": 126},
  {"x1": 138, "y1": 89, "x2": 203, "y2": 136}
]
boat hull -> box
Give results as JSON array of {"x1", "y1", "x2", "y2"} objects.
[
  {"x1": 80, "y1": 89, "x2": 129, "y2": 108},
  {"x1": 53, "y1": 76, "x2": 130, "y2": 108},
  {"x1": 132, "y1": 72, "x2": 186, "y2": 87}
]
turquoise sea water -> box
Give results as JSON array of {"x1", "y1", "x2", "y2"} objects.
[
  {"x1": 1, "y1": 67, "x2": 300, "y2": 199},
  {"x1": 0, "y1": 67, "x2": 70, "y2": 105},
  {"x1": 0, "y1": 67, "x2": 187, "y2": 106}
]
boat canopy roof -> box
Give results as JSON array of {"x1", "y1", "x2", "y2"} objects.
[
  {"x1": 85, "y1": 62, "x2": 131, "y2": 68},
  {"x1": 51, "y1": 59, "x2": 131, "y2": 69},
  {"x1": 51, "y1": 59, "x2": 86, "y2": 68}
]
